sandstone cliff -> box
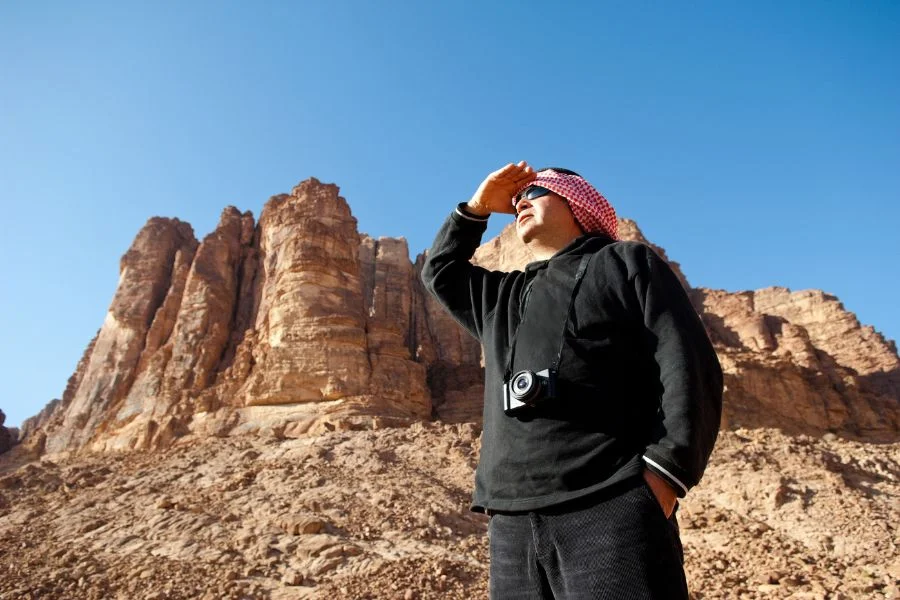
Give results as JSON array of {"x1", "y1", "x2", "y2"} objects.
[
  {"x1": 24, "y1": 180, "x2": 436, "y2": 457},
  {"x1": 0, "y1": 411, "x2": 15, "y2": 455},
  {"x1": 12, "y1": 178, "x2": 899, "y2": 458}
]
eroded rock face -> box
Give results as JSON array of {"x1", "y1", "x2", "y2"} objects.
[
  {"x1": 700, "y1": 287, "x2": 899, "y2": 440},
  {"x1": 103, "y1": 207, "x2": 251, "y2": 451},
  {"x1": 20, "y1": 180, "x2": 899, "y2": 457},
  {"x1": 41, "y1": 217, "x2": 200, "y2": 455},
  {"x1": 250, "y1": 182, "x2": 374, "y2": 404},
  {"x1": 412, "y1": 253, "x2": 483, "y2": 423},
  {"x1": 27, "y1": 179, "x2": 439, "y2": 456},
  {"x1": 0, "y1": 411, "x2": 14, "y2": 455},
  {"x1": 358, "y1": 235, "x2": 430, "y2": 418}
]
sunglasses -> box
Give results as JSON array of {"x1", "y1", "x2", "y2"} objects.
[{"x1": 512, "y1": 185, "x2": 552, "y2": 208}]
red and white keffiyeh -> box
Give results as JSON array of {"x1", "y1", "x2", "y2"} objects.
[{"x1": 513, "y1": 169, "x2": 618, "y2": 240}]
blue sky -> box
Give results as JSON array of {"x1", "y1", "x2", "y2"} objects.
[{"x1": 1, "y1": 1, "x2": 898, "y2": 428}]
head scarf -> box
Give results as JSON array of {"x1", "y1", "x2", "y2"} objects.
[{"x1": 512, "y1": 169, "x2": 618, "y2": 240}]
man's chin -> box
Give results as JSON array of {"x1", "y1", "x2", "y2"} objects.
[
  {"x1": 516, "y1": 228, "x2": 534, "y2": 245},
  {"x1": 517, "y1": 221, "x2": 537, "y2": 244},
  {"x1": 519, "y1": 231, "x2": 535, "y2": 246}
]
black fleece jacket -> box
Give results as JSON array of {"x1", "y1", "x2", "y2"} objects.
[{"x1": 421, "y1": 205, "x2": 724, "y2": 513}]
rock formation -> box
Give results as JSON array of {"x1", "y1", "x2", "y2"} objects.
[
  {"x1": 22, "y1": 180, "x2": 435, "y2": 457},
  {"x1": 9, "y1": 178, "x2": 898, "y2": 459},
  {"x1": 0, "y1": 411, "x2": 15, "y2": 455},
  {"x1": 699, "y1": 287, "x2": 898, "y2": 440},
  {"x1": 411, "y1": 251, "x2": 483, "y2": 424}
]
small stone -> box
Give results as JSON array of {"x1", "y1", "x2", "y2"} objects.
[
  {"x1": 765, "y1": 570, "x2": 783, "y2": 584},
  {"x1": 282, "y1": 570, "x2": 303, "y2": 586},
  {"x1": 240, "y1": 449, "x2": 261, "y2": 461},
  {"x1": 283, "y1": 517, "x2": 327, "y2": 535}
]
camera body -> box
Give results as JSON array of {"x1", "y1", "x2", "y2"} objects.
[{"x1": 503, "y1": 368, "x2": 557, "y2": 416}]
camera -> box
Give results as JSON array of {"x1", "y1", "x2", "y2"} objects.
[{"x1": 503, "y1": 368, "x2": 557, "y2": 415}]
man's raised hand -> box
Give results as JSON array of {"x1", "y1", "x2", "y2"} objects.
[{"x1": 467, "y1": 161, "x2": 537, "y2": 217}]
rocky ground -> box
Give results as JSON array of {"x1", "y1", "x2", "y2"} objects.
[{"x1": 0, "y1": 423, "x2": 897, "y2": 599}]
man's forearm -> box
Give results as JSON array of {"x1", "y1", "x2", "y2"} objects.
[
  {"x1": 638, "y1": 245, "x2": 724, "y2": 497},
  {"x1": 420, "y1": 205, "x2": 498, "y2": 340}
]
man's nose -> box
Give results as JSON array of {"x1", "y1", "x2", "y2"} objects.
[{"x1": 515, "y1": 198, "x2": 532, "y2": 214}]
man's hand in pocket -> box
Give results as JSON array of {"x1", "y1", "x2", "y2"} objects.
[{"x1": 643, "y1": 468, "x2": 678, "y2": 519}]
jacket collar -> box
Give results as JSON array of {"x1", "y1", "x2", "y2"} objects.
[{"x1": 523, "y1": 233, "x2": 615, "y2": 272}]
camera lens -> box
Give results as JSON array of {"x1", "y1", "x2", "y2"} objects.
[{"x1": 510, "y1": 370, "x2": 537, "y2": 402}]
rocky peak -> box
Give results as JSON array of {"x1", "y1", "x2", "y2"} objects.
[
  {"x1": 700, "y1": 286, "x2": 899, "y2": 439},
  {"x1": 21, "y1": 179, "x2": 439, "y2": 456},
  {"x1": 0, "y1": 410, "x2": 15, "y2": 454}
]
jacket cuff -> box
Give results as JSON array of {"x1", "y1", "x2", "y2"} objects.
[
  {"x1": 642, "y1": 454, "x2": 690, "y2": 498},
  {"x1": 454, "y1": 202, "x2": 490, "y2": 222}
]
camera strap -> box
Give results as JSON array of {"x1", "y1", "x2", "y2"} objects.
[{"x1": 504, "y1": 253, "x2": 593, "y2": 381}]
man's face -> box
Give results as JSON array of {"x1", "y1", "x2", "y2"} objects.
[{"x1": 514, "y1": 189, "x2": 581, "y2": 245}]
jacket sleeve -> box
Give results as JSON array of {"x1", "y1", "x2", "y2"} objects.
[
  {"x1": 420, "y1": 204, "x2": 510, "y2": 341},
  {"x1": 634, "y1": 245, "x2": 724, "y2": 497}
]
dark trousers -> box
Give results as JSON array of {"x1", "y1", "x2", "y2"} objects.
[{"x1": 487, "y1": 478, "x2": 689, "y2": 599}]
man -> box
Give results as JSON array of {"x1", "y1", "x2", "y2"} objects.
[{"x1": 421, "y1": 161, "x2": 723, "y2": 599}]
